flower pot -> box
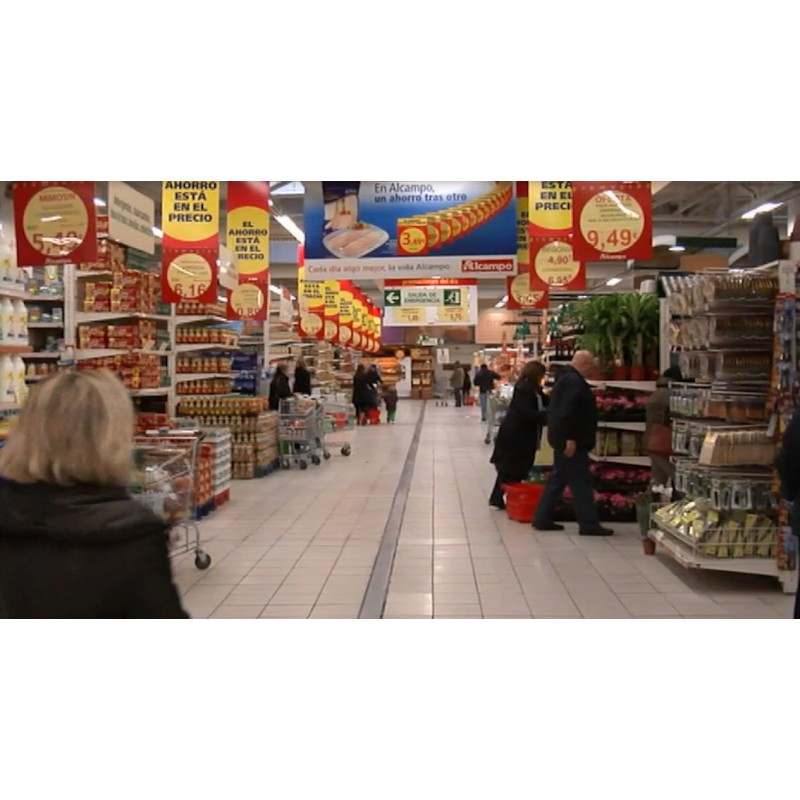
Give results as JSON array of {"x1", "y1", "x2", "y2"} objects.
[
  {"x1": 613, "y1": 365, "x2": 629, "y2": 380},
  {"x1": 642, "y1": 538, "x2": 656, "y2": 556},
  {"x1": 630, "y1": 365, "x2": 646, "y2": 381}
]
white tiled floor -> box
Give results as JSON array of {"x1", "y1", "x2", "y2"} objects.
[{"x1": 173, "y1": 400, "x2": 795, "y2": 619}]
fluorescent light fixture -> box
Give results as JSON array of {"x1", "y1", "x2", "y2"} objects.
[
  {"x1": 606, "y1": 277, "x2": 622, "y2": 287},
  {"x1": 275, "y1": 214, "x2": 305, "y2": 243},
  {"x1": 94, "y1": 198, "x2": 106, "y2": 207},
  {"x1": 152, "y1": 226, "x2": 163, "y2": 238},
  {"x1": 669, "y1": 245, "x2": 686, "y2": 252},
  {"x1": 495, "y1": 294, "x2": 508, "y2": 308},
  {"x1": 741, "y1": 201, "x2": 783, "y2": 220}
]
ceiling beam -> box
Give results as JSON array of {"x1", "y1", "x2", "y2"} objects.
[{"x1": 701, "y1": 184, "x2": 800, "y2": 236}]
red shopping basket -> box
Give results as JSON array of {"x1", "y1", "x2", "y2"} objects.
[{"x1": 503, "y1": 482, "x2": 545, "y2": 523}]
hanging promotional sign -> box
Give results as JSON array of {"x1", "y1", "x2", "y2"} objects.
[
  {"x1": 324, "y1": 280, "x2": 340, "y2": 344},
  {"x1": 516, "y1": 180, "x2": 530, "y2": 265},
  {"x1": 13, "y1": 181, "x2": 98, "y2": 267},
  {"x1": 571, "y1": 181, "x2": 653, "y2": 262},
  {"x1": 506, "y1": 268, "x2": 548, "y2": 310},
  {"x1": 508, "y1": 182, "x2": 548, "y2": 310},
  {"x1": 226, "y1": 282, "x2": 268, "y2": 321},
  {"x1": 161, "y1": 181, "x2": 220, "y2": 303},
  {"x1": 339, "y1": 282, "x2": 354, "y2": 347},
  {"x1": 528, "y1": 181, "x2": 572, "y2": 237},
  {"x1": 227, "y1": 181, "x2": 270, "y2": 284},
  {"x1": 352, "y1": 290, "x2": 365, "y2": 350},
  {"x1": 108, "y1": 181, "x2": 155, "y2": 254},
  {"x1": 303, "y1": 181, "x2": 517, "y2": 280},
  {"x1": 298, "y1": 264, "x2": 325, "y2": 339},
  {"x1": 529, "y1": 236, "x2": 585, "y2": 290},
  {"x1": 373, "y1": 307, "x2": 382, "y2": 350}
]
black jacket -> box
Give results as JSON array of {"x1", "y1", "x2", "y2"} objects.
[
  {"x1": 475, "y1": 367, "x2": 500, "y2": 394},
  {"x1": 491, "y1": 379, "x2": 548, "y2": 479},
  {"x1": 775, "y1": 411, "x2": 800, "y2": 619},
  {"x1": 268, "y1": 370, "x2": 292, "y2": 410},
  {"x1": 546, "y1": 366, "x2": 598, "y2": 452},
  {"x1": 0, "y1": 481, "x2": 188, "y2": 618},
  {"x1": 293, "y1": 365, "x2": 312, "y2": 396},
  {"x1": 352, "y1": 372, "x2": 376, "y2": 409}
]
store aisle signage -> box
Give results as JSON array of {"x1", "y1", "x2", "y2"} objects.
[
  {"x1": 303, "y1": 181, "x2": 517, "y2": 280},
  {"x1": 226, "y1": 283, "x2": 267, "y2": 321},
  {"x1": 13, "y1": 181, "x2": 98, "y2": 267},
  {"x1": 298, "y1": 247, "x2": 325, "y2": 340},
  {"x1": 571, "y1": 181, "x2": 653, "y2": 262},
  {"x1": 227, "y1": 181, "x2": 270, "y2": 284},
  {"x1": 529, "y1": 236, "x2": 585, "y2": 290},
  {"x1": 528, "y1": 181, "x2": 572, "y2": 237},
  {"x1": 108, "y1": 181, "x2": 155, "y2": 254},
  {"x1": 324, "y1": 280, "x2": 340, "y2": 344},
  {"x1": 383, "y1": 287, "x2": 462, "y2": 307},
  {"x1": 508, "y1": 182, "x2": 548, "y2": 309},
  {"x1": 161, "y1": 181, "x2": 220, "y2": 303}
]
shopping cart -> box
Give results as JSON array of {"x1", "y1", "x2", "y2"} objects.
[
  {"x1": 130, "y1": 431, "x2": 212, "y2": 570},
  {"x1": 278, "y1": 397, "x2": 325, "y2": 470},
  {"x1": 320, "y1": 398, "x2": 355, "y2": 457},
  {"x1": 434, "y1": 375, "x2": 451, "y2": 406},
  {"x1": 485, "y1": 389, "x2": 511, "y2": 444}
]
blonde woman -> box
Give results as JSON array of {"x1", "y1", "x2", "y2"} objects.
[{"x1": 0, "y1": 370, "x2": 188, "y2": 618}]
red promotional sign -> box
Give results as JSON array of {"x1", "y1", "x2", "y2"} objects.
[
  {"x1": 384, "y1": 278, "x2": 477, "y2": 287},
  {"x1": 226, "y1": 282, "x2": 268, "y2": 321},
  {"x1": 227, "y1": 181, "x2": 270, "y2": 284},
  {"x1": 529, "y1": 235, "x2": 585, "y2": 291},
  {"x1": 161, "y1": 181, "x2": 220, "y2": 303},
  {"x1": 571, "y1": 181, "x2": 652, "y2": 262},
  {"x1": 13, "y1": 181, "x2": 98, "y2": 267},
  {"x1": 506, "y1": 264, "x2": 549, "y2": 310}
]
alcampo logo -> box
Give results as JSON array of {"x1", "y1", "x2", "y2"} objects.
[{"x1": 461, "y1": 258, "x2": 515, "y2": 273}]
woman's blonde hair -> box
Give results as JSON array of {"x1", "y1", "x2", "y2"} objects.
[{"x1": 0, "y1": 369, "x2": 135, "y2": 487}]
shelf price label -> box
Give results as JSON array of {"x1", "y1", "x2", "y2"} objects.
[
  {"x1": 226, "y1": 283, "x2": 267, "y2": 321},
  {"x1": 572, "y1": 182, "x2": 653, "y2": 262},
  {"x1": 13, "y1": 182, "x2": 97, "y2": 267},
  {"x1": 165, "y1": 251, "x2": 216, "y2": 303}
]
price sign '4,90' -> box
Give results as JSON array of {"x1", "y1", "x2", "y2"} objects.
[{"x1": 572, "y1": 182, "x2": 653, "y2": 263}]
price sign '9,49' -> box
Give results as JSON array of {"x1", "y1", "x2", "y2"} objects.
[{"x1": 571, "y1": 182, "x2": 653, "y2": 263}]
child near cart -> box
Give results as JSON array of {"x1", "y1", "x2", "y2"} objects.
[{"x1": 383, "y1": 383, "x2": 398, "y2": 424}]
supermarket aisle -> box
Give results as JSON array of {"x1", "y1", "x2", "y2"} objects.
[{"x1": 173, "y1": 401, "x2": 794, "y2": 619}]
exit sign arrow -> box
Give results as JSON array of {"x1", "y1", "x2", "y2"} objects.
[{"x1": 384, "y1": 290, "x2": 401, "y2": 306}]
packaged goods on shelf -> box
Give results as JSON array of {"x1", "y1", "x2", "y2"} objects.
[
  {"x1": 135, "y1": 412, "x2": 171, "y2": 433},
  {"x1": 82, "y1": 271, "x2": 161, "y2": 314},
  {"x1": 78, "y1": 320, "x2": 166, "y2": 351},
  {"x1": 175, "y1": 326, "x2": 239, "y2": 347},
  {"x1": 77, "y1": 354, "x2": 168, "y2": 390},
  {"x1": 175, "y1": 377, "x2": 234, "y2": 396},
  {"x1": 177, "y1": 395, "x2": 269, "y2": 417},
  {"x1": 201, "y1": 428, "x2": 232, "y2": 507},
  {"x1": 176, "y1": 354, "x2": 232, "y2": 373},
  {"x1": 24, "y1": 362, "x2": 68, "y2": 381},
  {"x1": 176, "y1": 301, "x2": 226, "y2": 317}
]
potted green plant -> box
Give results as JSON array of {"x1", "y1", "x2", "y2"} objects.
[{"x1": 621, "y1": 294, "x2": 659, "y2": 381}]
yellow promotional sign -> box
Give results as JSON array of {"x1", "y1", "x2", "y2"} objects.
[
  {"x1": 339, "y1": 285, "x2": 354, "y2": 346},
  {"x1": 435, "y1": 306, "x2": 470, "y2": 324},
  {"x1": 227, "y1": 210, "x2": 269, "y2": 281},
  {"x1": 528, "y1": 181, "x2": 572, "y2": 236},
  {"x1": 516, "y1": 183, "x2": 529, "y2": 267},
  {"x1": 162, "y1": 181, "x2": 220, "y2": 243},
  {"x1": 298, "y1": 265, "x2": 324, "y2": 338},
  {"x1": 324, "y1": 280, "x2": 340, "y2": 342}
]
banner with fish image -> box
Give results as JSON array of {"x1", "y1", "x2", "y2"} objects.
[{"x1": 303, "y1": 181, "x2": 517, "y2": 280}]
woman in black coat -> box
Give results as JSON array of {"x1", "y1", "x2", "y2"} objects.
[
  {"x1": 489, "y1": 360, "x2": 548, "y2": 509},
  {"x1": 352, "y1": 364, "x2": 374, "y2": 425},
  {"x1": 268, "y1": 362, "x2": 293, "y2": 410},
  {"x1": 0, "y1": 370, "x2": 188, "y2": 618},
  {"x1": 774, "y1": 410, "x2": 800, "y2": 619},
  {"x1": 293, "y1": 357, "x2": 312, "y2": 395}
]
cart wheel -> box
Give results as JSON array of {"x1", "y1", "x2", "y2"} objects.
[
  {"x1": 299, "y1": 459, "x2": 309, "y2": 470},
  {"x1": 281, "y1": 459, "x2": 291, "y2": 469},
  {"x1": 341, "y1": 445, "x2": 351, "y2": 457},
  {"x1": 194, "y1": 551, "x2": 212, "y2": 570},
  {"x1": 323, "y1": 450, "x2": 332, "y2": 460},
  {"x1": 484, "y1": 434, "x2": 491, "y2": 444},
  {"x1": 311, "y1": 454, "x2": 321, "y2": 466}
]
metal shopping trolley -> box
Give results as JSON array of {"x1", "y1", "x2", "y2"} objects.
[
  {"x1": 484, "y1": 387, "x2": 512, "y2": 444},
  {"x1": 278, "y1": 397, "x2": 325, "y2": 470},
  {"x1": 434, "y1": 375, "x2": 452, "y2": 406},
  {"x1": 320, "y1": 398, "x2": 355, "y2": 457},
  {"x1": 130, "y1": 431, "x2": 212, "y2": 570}
]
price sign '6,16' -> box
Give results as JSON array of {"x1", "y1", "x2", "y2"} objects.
[
  {"x1": 164, "y1": 251, "x2": 217, "y2": 304},
  {"x1": 572, "y1": 182, "x2": 653, "y2": 263}
]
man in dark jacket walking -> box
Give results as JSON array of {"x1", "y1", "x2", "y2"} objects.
[
  {"x1": 774, "y1": 410, "x2": 800, "y2": 619},
  {"x1": 532, "y1": 350, "x2": 613, "y2": 536},
  {"x1": 474, "y1": 363, "x2": 501, "y2": 421}
]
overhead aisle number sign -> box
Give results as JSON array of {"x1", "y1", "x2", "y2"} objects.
[{"x1": 384, "y1": 288, "x2": 461, "y2": 307}]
